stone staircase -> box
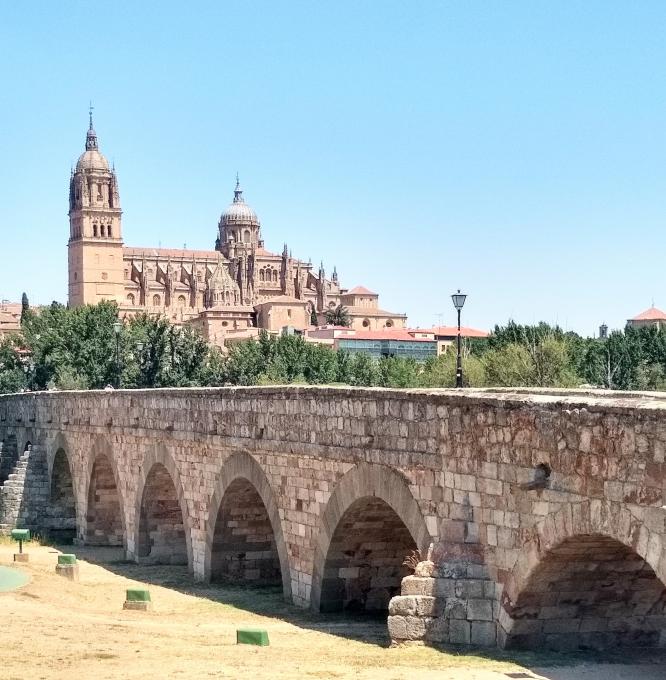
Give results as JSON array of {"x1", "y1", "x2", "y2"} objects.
[{"x1": 0, "y1": 445, "x2": 49, "y2": 534}]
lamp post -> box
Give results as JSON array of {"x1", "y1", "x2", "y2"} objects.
[
  {"x1": 451, "y1": 290, "x2": 467, "y2": 388},
  {"x1": 113, "y1": 321, "x2": 122, "y2": 388}
]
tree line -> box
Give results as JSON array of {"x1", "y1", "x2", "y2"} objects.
[{"x1": 0, "y1": 302, "x2": 665, "y2": 393}]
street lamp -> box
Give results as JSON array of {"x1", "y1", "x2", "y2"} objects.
[
  {"x1": 113, "y1": 320, "x2": 122, "y2": 388},
  {"x1": 451, "y1": 290, "x2": 467, "y2": 388}
]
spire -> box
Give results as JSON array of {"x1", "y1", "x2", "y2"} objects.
[
  {"x1": 233, "y1": 173, "x2": 243, "y2": 203},
  {"x1": 85, "y1": 103, "x2": 98, "y2": 151}
]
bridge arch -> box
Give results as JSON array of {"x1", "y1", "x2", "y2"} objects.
[
  {"x1": 134, "y1": 443, "x2": 193, "y2": 571},
  {"x1": 204, "y1": 452, "x2": 291, "y2": 600},
  {"x1": 84, "y1": 435, "x2": 127, "y2": 548},
  {"x1": 311, "y1": 462, "x2": 432, "y2": 613},
  {"x1": 501, "y1": 500, "x2": 666, "y2": 651},
  {"x1": 47, "y1": 433, "x2": 77, "y2": 543}
]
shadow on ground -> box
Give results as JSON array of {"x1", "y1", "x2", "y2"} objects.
[{"x1": 68, "y1": 544, "x2": 666, "y2": 673}]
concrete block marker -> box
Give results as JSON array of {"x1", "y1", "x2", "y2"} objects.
[
  {"x1": 11, "y1": 529, "x2": 30, "y2": 563},
  {"x1": 123, "y1": 588, "x2": 152, "y2": 611},
  {"x1": 55, "y1": 554, "x2": 79, "y2": 581},
  {"x1": 236, "y1": 628, "x2": 269, "y2": 646}
]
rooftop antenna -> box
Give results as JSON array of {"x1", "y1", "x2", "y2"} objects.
[
  {"x1": 436, "y1": 312, "x2": 444, "y2": 328},
  {"x1": 89, "y1": 101, "x2": 94, "y2": 129}
]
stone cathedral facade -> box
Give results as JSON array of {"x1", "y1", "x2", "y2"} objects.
[{"x1": 67, "y1": 116, "x2": 406, "y2": 346}]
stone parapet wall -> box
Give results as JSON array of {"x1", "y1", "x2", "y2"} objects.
[{"x1": 0, "y1": 386, "x2": 665, "y2": 649}]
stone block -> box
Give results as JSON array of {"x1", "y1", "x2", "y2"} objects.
[
  {"x1": 414, "y1": 560, "x2": 435, "y2": 577},
  {"x1": 388, "y1": 615, "x2": 408, "y2": 641},
  {"x1": 448, "y1": 619, "x2": 471, "y2": 644},
  {"x1": 55, "y1": 563, "x2": 79, "y2": 581},
  {"x1": 467, "y1": 598, "x2": 493, "y2": 622},
  {"x1": 471, "y1": 621, "x2": 496, "y2": 646},
  {"x1": 388, "y1": 596, "x2": 417, "y2": 616}
]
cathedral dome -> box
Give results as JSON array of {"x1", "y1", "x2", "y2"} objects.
[
  {"x1": 220, "y1": 178, "x2": 259, "y2": 225},
  {"x1": 76, "y1": 148, "x2": 110, "y2": 172}
]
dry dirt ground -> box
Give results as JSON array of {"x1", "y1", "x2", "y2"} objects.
[{"x1": 0, "y1": 544, "x2": 663, "y2": 680}]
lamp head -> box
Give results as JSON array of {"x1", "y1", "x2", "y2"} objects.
[{"x1": 451, "y1": 290, "x2": 467, "y2": 311}]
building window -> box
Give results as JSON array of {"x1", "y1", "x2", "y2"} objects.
[
  {"x1": 177, "y1": 295, "x2": 186, "y2": 307},
  {"x1": 101, "y1": 272, "x2": 108, "y2": 281},
  {"x1": 124, "y1": 269, "x2": 129, "y2": 280},
  {"x1": 385, "y1": 320, "x2": 393, "y2": 328},
  {"x1": 74, "y1": 272, "x2": 78, "y2": 281},
  {"x1": 127, "y1": 293, "x2": 135, "y2": 305},
  {"x1": 93, "y1": 224, "x2": 98, "y2": 237},
  {"x1": 287, "y1": 309, "x2": 292, "y2": 318},
  {"x1": 101, "y1": 224, "x2": 106, "y2": 237},
  {"x1": 362, "y1": 318, "x2": 370, "y2": 328},
  {"x1": 260, "y1": 270, "x2": 265, "y2": 282},
  {"x1": 108, "y1": 224, "x2": 113, "y2": 238},
  {"x1": 222, "y1": 321, "x2": 228, "y2": 327},
  {"x1": 243, "y1": 230, "x2": 250, "y2": 243},
  {"x1": 272, "y1": 269, "x2": 278, "y2": 282},
  {"x1": 153, "y1": 294, "x2": 161, "y2": 306}
]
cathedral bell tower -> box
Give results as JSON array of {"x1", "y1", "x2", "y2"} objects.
[{"x1": 68, "y1": 109, "x2": 124, "y2": 307}]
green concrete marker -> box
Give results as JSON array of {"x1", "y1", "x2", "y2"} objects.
[
  {"x1": 58, "y1": 554, "x2": 77, "y2": 566},
  {"x1": 236, "y1": 628, "x2": 269, "y2": 646},
  {"x1": 123, "y1": 588, "x2": 152, "y2": 610},
  {"x1": 126, "y1": 589, "x2": 151, "y2": 602},
  {"x1": 11, "y1": 529, "x2": 30, "y2": 553}
]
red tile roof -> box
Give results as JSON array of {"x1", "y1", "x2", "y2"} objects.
[
  {"x1": 631, "y1": 306, "x2": 666, "y2": 321},
  {"x1": 344, "y1": 286, "x2": 378, "y2": 296},
  {"x1": 344, "y1": 329, "x2": 433, "y2": 343},
  {"x1": 429, "y1": 326, "x2": 489, "y2": 338},
  {"x1": 124, "y1": 246, "x2": 219, "y2": 260}
]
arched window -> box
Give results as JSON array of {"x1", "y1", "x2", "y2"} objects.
[
  {"x1": 153, "y1": 294, "x2": 161, "y2": 306},
  {"x1": 124, "y1": 269, "x2": 129, "y2": 280},
  {"x1": 107, "y1": 224, "x2": 113, "y2": 238},
  {"x1": 93, "y1": 224, "x2": 98, "y2": 237},
  {"x1": 273, "y1": 270, "x2": 278, "y2": 282},
  {"x1": 177, "y1": 295, "x2": 186, "y2": 307},
  {"x1": 243, "y1": 230, "x2": 251, "y2": 243},
  {"x1": 260, "y1": 269, "x2": 265, "y2": 282},
  {"x1": 100, "y1": 224, "x2": 106, "y2": 237},
  {"x1": 127, "y1": 293, "x2": 135, "y2": 305}
]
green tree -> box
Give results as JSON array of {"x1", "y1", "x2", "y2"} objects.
[
  {"x1": 419, "y1": 349, "x2": 486, "y2": 388},
  {"x1": 0, "y1": 336, "x2": 27, "y2": 393},
  {"x1": 377, "y1": 356, "x2": 420, "y2": 388},
  {"x1": 22, "y1": 301, "x2": 121, "y2": 389},
  {"x1": 324, "y1": 304, "x2": 351, "y2": 327},
  {"x1": 20, "y1": 292, "x2": 31, "y2": 326}
]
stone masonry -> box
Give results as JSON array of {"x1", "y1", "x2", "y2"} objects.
[{"x1": 1, "y1": 386, "x2": 665, "y2": 651}]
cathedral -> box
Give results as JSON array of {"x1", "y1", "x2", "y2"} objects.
[{"x1": 67, "y1": 114, "x2": 406, "y2": 346}]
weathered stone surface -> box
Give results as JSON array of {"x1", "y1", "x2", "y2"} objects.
[{"x1": 0, "y1": 385, "x2": 665, "y2": 652}]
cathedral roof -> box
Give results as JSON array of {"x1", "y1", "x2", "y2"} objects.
[
  {"x1": 345, "y1": 286, "x2": 378, "y2": 296},
  {"x1": 76, "y1": 113, "x2": 110, "y2": 172},
  {"x1": 220, "y1": 177, "x2": 259, "y2": 226},
  {"x1": 631, "y1": 306, "x2": 666, "y2": 321},
  {"x1": 208, "y1": 260, "x2": 239, "y2": 292}
]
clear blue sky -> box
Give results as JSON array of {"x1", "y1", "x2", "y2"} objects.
[{"x1": 1, "y1": 1, "x2": 665, "y2": 335}]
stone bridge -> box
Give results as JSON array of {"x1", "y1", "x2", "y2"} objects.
[{"x1": 1, "y1": 386, "x2": 665, "y2": 651}]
